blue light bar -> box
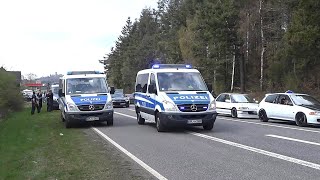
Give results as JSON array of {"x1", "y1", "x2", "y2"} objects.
[{"x1": 151, "y1": 64, "x2": 193, "y2": 69}]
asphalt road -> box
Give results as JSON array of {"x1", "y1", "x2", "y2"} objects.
[{"x1": 93, "y1": 105, "x2": 320, "y2": 180}]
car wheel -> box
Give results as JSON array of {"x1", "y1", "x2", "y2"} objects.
[
  {"x1": 156, "y1": 112, "x2": 166, "y2": 132},
  {"x1": 259, "y1": 109, "x2": 269, "y2": 122},
  {"x1": 137, "y1": 110, "x2": 145, "y2": 125},
  {"x1": 203, "y1": 121, "x2": 214, "y2": 130},
  {"x1": 231, "y1": 108, "x2": 238, "y2": 118},
  {"x1": 295, "y1": 113, "x2": 308, "y2": 127}
]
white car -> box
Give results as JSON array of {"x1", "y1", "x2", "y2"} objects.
[
  {"x1": 258, "y1": 93, "x2": 320, "y2": 126},
  {"x1": 216, "y1": 93, "x2": 259, "y2": 118}
]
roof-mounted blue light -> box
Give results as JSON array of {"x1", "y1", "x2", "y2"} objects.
[
  {"x1": 285, "y1": 90, "x2": 294, "y2": 93},
  {"x1": 152, "y1": 64, "x2": 160, "y2": 69},
  {"x1": 67, "y1": 71, "x2": 73, "y2": 75},
  {"x1": 151, "y1": 64, "x2": 193, "y2": 69}
]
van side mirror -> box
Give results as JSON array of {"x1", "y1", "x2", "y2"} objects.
[
  {"x1": 58, "y1": 89, "x2": 65, "y2": 97},
  {"x1": 110, "y1": 86, "x2": 115, "y2": 94}
]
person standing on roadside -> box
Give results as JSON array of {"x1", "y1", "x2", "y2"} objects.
[
  {"x1": 37, "y1": 90, "x2": 43, "y2": 112},
  {"x1": 46, "y1": 90, "x2": 54, "y2": 112},
  {"x1": 31, "y1": 91, "x2": 39, "y2": 115}
]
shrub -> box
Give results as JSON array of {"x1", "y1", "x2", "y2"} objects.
[{"x1": 0, "y1": 70, "x2": 23, "y2": 117}]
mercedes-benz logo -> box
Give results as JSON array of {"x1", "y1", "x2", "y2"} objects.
[
  {"x1": 88, "y1": 105, "x2": 95, "y2": 111},
  {"x1": 190, "y1": 104, "x2": 197, "y2": 111}
]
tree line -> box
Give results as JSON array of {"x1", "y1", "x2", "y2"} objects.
[{"x1": 101, "y1": 0, "x2": 320, "y2": 95}]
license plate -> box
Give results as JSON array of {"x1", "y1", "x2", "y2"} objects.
[
  {"x1": 86, "y1": 116, "x2": 99, "y2": 121},
  {"x1": 187, "y1": 119, "x2": 202, "y2": 124}
]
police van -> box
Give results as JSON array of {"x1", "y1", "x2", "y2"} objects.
[
  {"x1": 58, "y1": 71, "x2": 115, "y2": 128},
  {"x1": 134, "y1": 64, "x2": 217, "y2": 132}
]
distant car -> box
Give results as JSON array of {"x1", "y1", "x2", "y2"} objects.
[
  {"x1": 216, "y1": 93, "x2": 259, "y2": 118},
  {"x1": 258, "y1": 92, "x2": 320, "y2": 126},
  {"x1": 51, "y1": 84, "x2": 60, "y2": 110},
  {"x1": 125, "y1": 93, "x2": 134, "y2": 104},
  {"x1": 112, "y1": 93, "x2": 129, "y2": 107}
]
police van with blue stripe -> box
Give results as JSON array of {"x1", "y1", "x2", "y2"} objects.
[
  {"x1": 58, "y1": 71, "x2": 115, "y2": 128},
  {"x1": 134, "y1": 64, "x2": 217, "y2": 132}
]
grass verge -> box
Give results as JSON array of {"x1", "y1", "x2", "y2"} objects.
[{"x1": 0, "y1": 106, "x2": 153, "y2": 180}]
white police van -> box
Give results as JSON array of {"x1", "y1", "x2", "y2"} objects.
[
  {"x1": 134, "y1": 64, "x2": 217, "y2": 132},
  {"x1": 58, "y1": 71, "x2": 115, "y2": 128}
]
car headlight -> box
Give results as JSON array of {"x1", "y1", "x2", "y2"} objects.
[
  {"x1": 104, "y1": 101, "x2": 113, "y2": 110},
  {"x1": 163, "y1": 100, "x2": 178, "y2": 112},
  {"x1": 67, "y1": 102, "x2": 78, "y2": 112},
  {"x1": 309, "y1": 111, "x2": 320, "y2": 115},
  {"x1": 238, "y1": 107, "x2": 249, "y2": 110},
  {"x1": 209, "y1": 100, "x2": 216, "y2": 110}
]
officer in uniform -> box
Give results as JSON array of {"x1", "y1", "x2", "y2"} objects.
[
  {"x1": 31, "y1": 91, "x2": 40, "y2": 115},
  {"x1": 46, "y1": 90, "x2": 53, "y2": 112}
]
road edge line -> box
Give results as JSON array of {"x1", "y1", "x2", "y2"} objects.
[{"x1": 92, "y1": 127, "x2": 168, "y2": 180}]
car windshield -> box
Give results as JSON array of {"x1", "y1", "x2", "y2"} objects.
[
  {"x1": 112, "y1": 93, "x2": 124, "y2": 98},
  {"x1": 157, "y1": 72, "x2": 207, "y2": 91},
  {"x1": 290, "y1": 95, "x2": 320, "y2": 106},
  {"x1": 66, "y1": 77, "x2": 108, "y2": 95},
  {"x1": 231, "y1": 94, "x2": 255, "y2": 103}
]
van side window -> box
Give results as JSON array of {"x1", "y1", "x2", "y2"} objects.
[
  {"x1": 135, "y1": 73, "x2": 149, "y2": 93},
  {"x1": 265, "y1": 94, "x2": 277, "y2": 103},
  {"x1": 148, "y1": 73, "x2": 157, "y2": 94}
]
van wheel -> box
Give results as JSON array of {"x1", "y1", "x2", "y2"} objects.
[
  {"x1": 231, "y1": 108, "x2": 238, "y2": 118},
  {"x1": 107, "y1": 118, "x2": 113, "y2": 126},
  {"x1": 203, "y1": 121, "x2": 214, "y2": 130},
  {"x1": 295, "y1": 113, "x2": 308, "y2": 127},
  {"x1": 259, "y1": 109, "x2": 269, "y2": 122},
  {"x1": 65, "y1": 118, "x2": 72, "y2": 128},
  {"x1": 137, "y1": 111, "x2": 145, "y2": 125},
  {"x1": 156, "y1": 112, "x2": 166, "y2": 132},
  {"x1": 61, "y1": 112, "x2": 65, "y2": 122}
]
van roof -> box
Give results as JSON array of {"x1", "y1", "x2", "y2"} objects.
[
  {"x1": 61, "y1": 74, "x2": 106, "y2": 79},
  {"x1": 137, "y1": 68, "x2": 200, "y2": 74}
]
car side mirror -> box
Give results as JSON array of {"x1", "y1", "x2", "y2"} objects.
[
  {"x1": 110, "y1": 86, "x2": 115, "y2": 94},
  {"x1": 58, "y1": 89, "x2": 65, "y2": 97}
]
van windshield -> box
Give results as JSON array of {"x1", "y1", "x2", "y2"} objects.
[
  {"x1": 157, "y1": 72, "x2": 207, "y2": 91},
  {"x1": 66, "y1": 78, "x2": 108, "y2": 95}
]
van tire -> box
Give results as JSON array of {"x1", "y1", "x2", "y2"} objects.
[
  {"x1": 61, "y1": 112, "x2": 65, "y2": 122},
  {"x1": 65, "y1": 118, "x2": 72, "y2": 128},
  {"x1": 137, "y1": 111, "x2": 145, "y2": 125},
  {"x1": 107, "y1": 118, "x2": 113, "y2": 126},
  {"x1": 203, "y1": 121, "x2": 214, "y2": 130},
  {"x1": 156, "y1": 112, "x2": 166, "y2": 132}
]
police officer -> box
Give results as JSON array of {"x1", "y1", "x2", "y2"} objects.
[
  {"x1": 31, "y1": 91, "x2": 40, "y2": 115},
  {"x1": 37, "y1": 90, "x2": 43, "y2": 112},
  {"x1": 46, "y1": 90, "x2": 53, "y2": 112}
]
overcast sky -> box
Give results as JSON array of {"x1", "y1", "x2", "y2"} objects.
[{"x1": 0, "y1": 0, "x2": 158, "y2": 78}]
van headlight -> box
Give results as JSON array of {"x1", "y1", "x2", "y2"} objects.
[
  {"x1": 104, "y1": 101, "x2": 113, "y2": 110},
  {"x1": 163, "y1": 100, "x2": 178, "y2": 112},
  {"x1": 209, "y1": 100, "x2": 216, "y2": 110},
  {"x1": 67, "y1": 102, "x2": 78, "y2": 112}
]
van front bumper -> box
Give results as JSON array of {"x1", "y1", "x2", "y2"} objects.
[
  {"x1": 65, "y1": 110, "x2": 113, "y2": 122},
  {"x1": 159, "y1": 111, "x2": 217, "y2": 127}
]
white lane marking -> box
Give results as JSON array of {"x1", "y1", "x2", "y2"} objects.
[
  {"x1": 218, "y1": 117, "x2": 320, "y2": 134},
  {"x1": 92, "y1": 128, "x2": 168, "y2": 180},
  {"x1": 266, "y1": 134, "x2": 320, "y2": 146},
  {"x1": 115, "y1": 112, "x2": 136, "y2": 119},
  {"x1": 189, "y1": 132, "x2": 320, "y2": 170}
]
